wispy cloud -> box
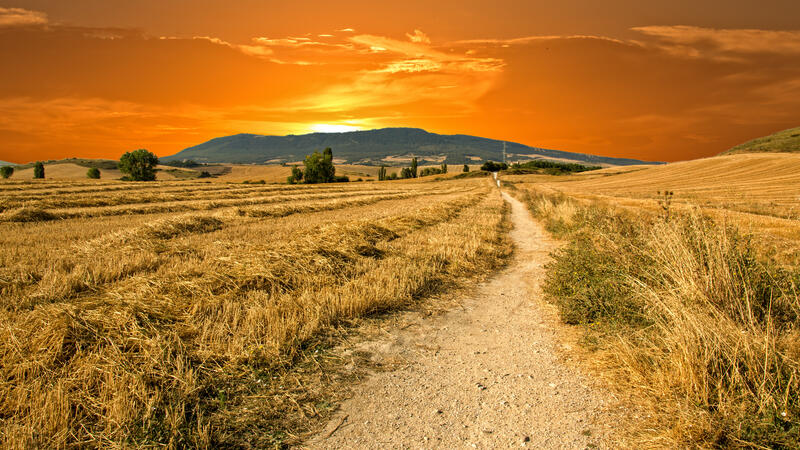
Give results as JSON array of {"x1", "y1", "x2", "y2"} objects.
[
  {"x1": 0, "y1": 7, "x2": 47, "y2": 27},
  {"x1": 633, "y1": 25, "x2": 800, "y2": 58},
  {"x1": 406, "y1": 29, "x2": 431, "y2": 44}
]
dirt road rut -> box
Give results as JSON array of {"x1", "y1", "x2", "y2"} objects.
[{"x1": 307, "y1": 192, "x2": 613, "y2": 449}]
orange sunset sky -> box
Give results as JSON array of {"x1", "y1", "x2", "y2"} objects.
[{"x1": 1, "y1": 0, "x2": 800, "y2": 163}]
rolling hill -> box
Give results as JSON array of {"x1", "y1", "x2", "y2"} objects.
[
  {"x1": 0, "y1": 160, "x2": 14, "y2": 166},
  {"x1": 163, "y1": 128, "x2": 660, "y2": 166},
  {"x1": 722, "y1": 126, "x2": 800, "y2": 154}
]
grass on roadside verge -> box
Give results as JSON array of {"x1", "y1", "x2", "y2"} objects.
[{"x1": 515, "y1": 187, "x2": 800, "y2": 448}]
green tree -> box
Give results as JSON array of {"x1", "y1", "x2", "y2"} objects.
[
  {"x1": 378, "y1": 165, "x2": 387, "y2": 181},
  {"x1": 86, "y1": 167, "x2": 100, "y2": 179},
  {"x1": 410, "y1": 157, "x2": 418, "y2": 178},
  {"x1": 0, "y1": 166, "x2": 13, "y2": 179},
  {"x1": 400, "y1": 167, "x2": 414, "y2": 179},
  {"x1": 33, "y1": 162, "x2": 45, "y2": 179},
  {"x1": 441, "y1": 162, "x2": 448, "y2": 174},
  {"x1": 463, "y1": 164, "x2": 470, "y2": 173},
  {"x1": 119, "y1": 149, "x2": 159, "y2": 181},
  {"x1": 302, "y1": 148, "x2": 336, "y2": 184},
  {"x1": 322, "y1": 147, "x2": 336, "y2": 181},
  {"x1": 480, "y1": 161, "x2": 508, "y2": 172}
]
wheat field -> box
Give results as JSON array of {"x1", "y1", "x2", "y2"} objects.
[{"x1": 0, "y1": 177, "x2": 511, "y2": 448}]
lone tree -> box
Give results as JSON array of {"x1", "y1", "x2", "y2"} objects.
[
  {"x1": 33, "y1": 162, "x2": 45, "y2": 179},
  {"x1": 119, "y1": 149, "x2": 159, "y2": 181},
  {"x1": 87, "y1": 167, "x2": 100, "y2": 179},
  {"x1": 441, "y1": 162, "x2": 448, "y2": 174},
  {"x1": 0, "y1": 166, "x2": 13, "y2": 179},
  {"x1": 300, "y1": 147, "x2": 336, "y2": 184},
  {"x1": 463, "y1": 164, "x2": 470, "y2": 173},
  {"x1": 410, "y1": 157, "x2": 418, "y2": 178},
  {"x1": 377, "y1": 165, "x2": 387, "y2": 181}
]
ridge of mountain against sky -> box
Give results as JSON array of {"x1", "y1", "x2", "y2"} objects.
[{"x1": 163, "y1": 128, "x2": 660, "y2": 166}]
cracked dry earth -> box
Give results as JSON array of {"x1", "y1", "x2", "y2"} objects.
[{"x1": 306, "y1": 192, "x2": 616, "y2": 449}]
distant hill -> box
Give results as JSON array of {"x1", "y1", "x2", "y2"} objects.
[
  {"x1": 0, "y1": 160, "x2": 14, "y2": 166},
  {"x1": 163, "y1": 128, "x2": 660, "y2": 167},
  {"x1": 723, "y1": 126, "x2": 800, "y2": 155}
]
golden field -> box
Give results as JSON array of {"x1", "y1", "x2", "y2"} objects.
[
  {"x1": 0, "y1": 176, "x2": 510, "y2": 448},
  {"x1": 507, "y1": 153, "x2": 800, "y2": 265},
  {"x1": 506, "y1": 153, "x2": 800, "y2": 448}
]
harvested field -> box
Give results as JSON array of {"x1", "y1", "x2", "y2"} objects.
[
  {"x1": 0, "y1": 177, "x2": 511, "y2": 448},
  {"x1": 507, "y1": 152, "x2": 800, "y2": 265}
]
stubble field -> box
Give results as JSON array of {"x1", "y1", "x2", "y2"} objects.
[{"x1": 0, "y1": 177, "x2": 510, "y2": 448}]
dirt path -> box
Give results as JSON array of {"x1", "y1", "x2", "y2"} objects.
[{"x1": 307, "y1": 192, "x2": 614, "y2": 449}]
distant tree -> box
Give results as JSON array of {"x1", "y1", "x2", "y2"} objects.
[
  {"x1": 322, "y1": 147, "x2": 336, "y2": 181},
  {"x1": 377, "y1": 165, "x2": 387, "y2": 181},
  {"x1": 302, "y1": 148, "x2": 336, "y2": 183},
  {"x1": 410, "y1": 157, "x2": 418, "y2": 178},
  {"x1": 388, "y1": 172, "x2": 398, "y2": 180},
  {"x1": 400, "y1": 167, "x2": 414, "y2": 179},
  {"x1": 463, "y1": 164, "x2": 470, "y2": 173},
  {"x1": 0, "y1": 166, "x2": 13, "y2": 179},
  {"x1": 287, "y1": 165, "x2": 304, "y2": 184},
  {"x1": 86, "y1": 167, "x2": 100, "y2": 179},
  {"x1": 163, "y1": 159, "x2": 200, "y2": 168},
  {"x1": 198, "y1": 171, "x2": 212, "y2": 178},
  {"x1": 33, "y1": 162, "x2": 45, "y2": 179},
  {"x1": 480, "y1": 161, "x2": 508, "y2": 172},
  {"x1": 420, "y1": 167, "x2": 443, "y2": 177},
  {"x1": 441, "y1": 162, "x2": 448, "y2": 174},
  {"x1": 119, "y1": 149, "x2": 159, "y2": 181}
]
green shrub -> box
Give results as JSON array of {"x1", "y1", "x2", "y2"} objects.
[
  {"x1": 33, "y1": 162, "x2": 45, "y2": 179},
  {"x1": 0, "y1": 166, "x2": 13, "y2": 179},
  {"x1": 463, "y1": 164, "x2": 470, "y2": 173},
  {"x1": 86, "y1": 167, "x2": 101, "y2": 179}
]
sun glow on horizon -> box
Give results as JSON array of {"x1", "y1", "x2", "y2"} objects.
[{"x1": 309, "y1": 124, "x2": 363, "y2": 133}]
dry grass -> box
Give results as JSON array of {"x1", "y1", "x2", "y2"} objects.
[
  {"x1": 0, "y1": 177, "x2": 510, "y2": 447},
  {"x1": 511, "y1": 170, "x2": 800, "y2": 448},
  {"x1": 507, "y1": 152, "x2": 800, "y2": 266}
]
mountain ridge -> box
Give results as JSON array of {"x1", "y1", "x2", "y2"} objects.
[{"x1": 163, "y1": 128, "x2": 662, "y2": 167}]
